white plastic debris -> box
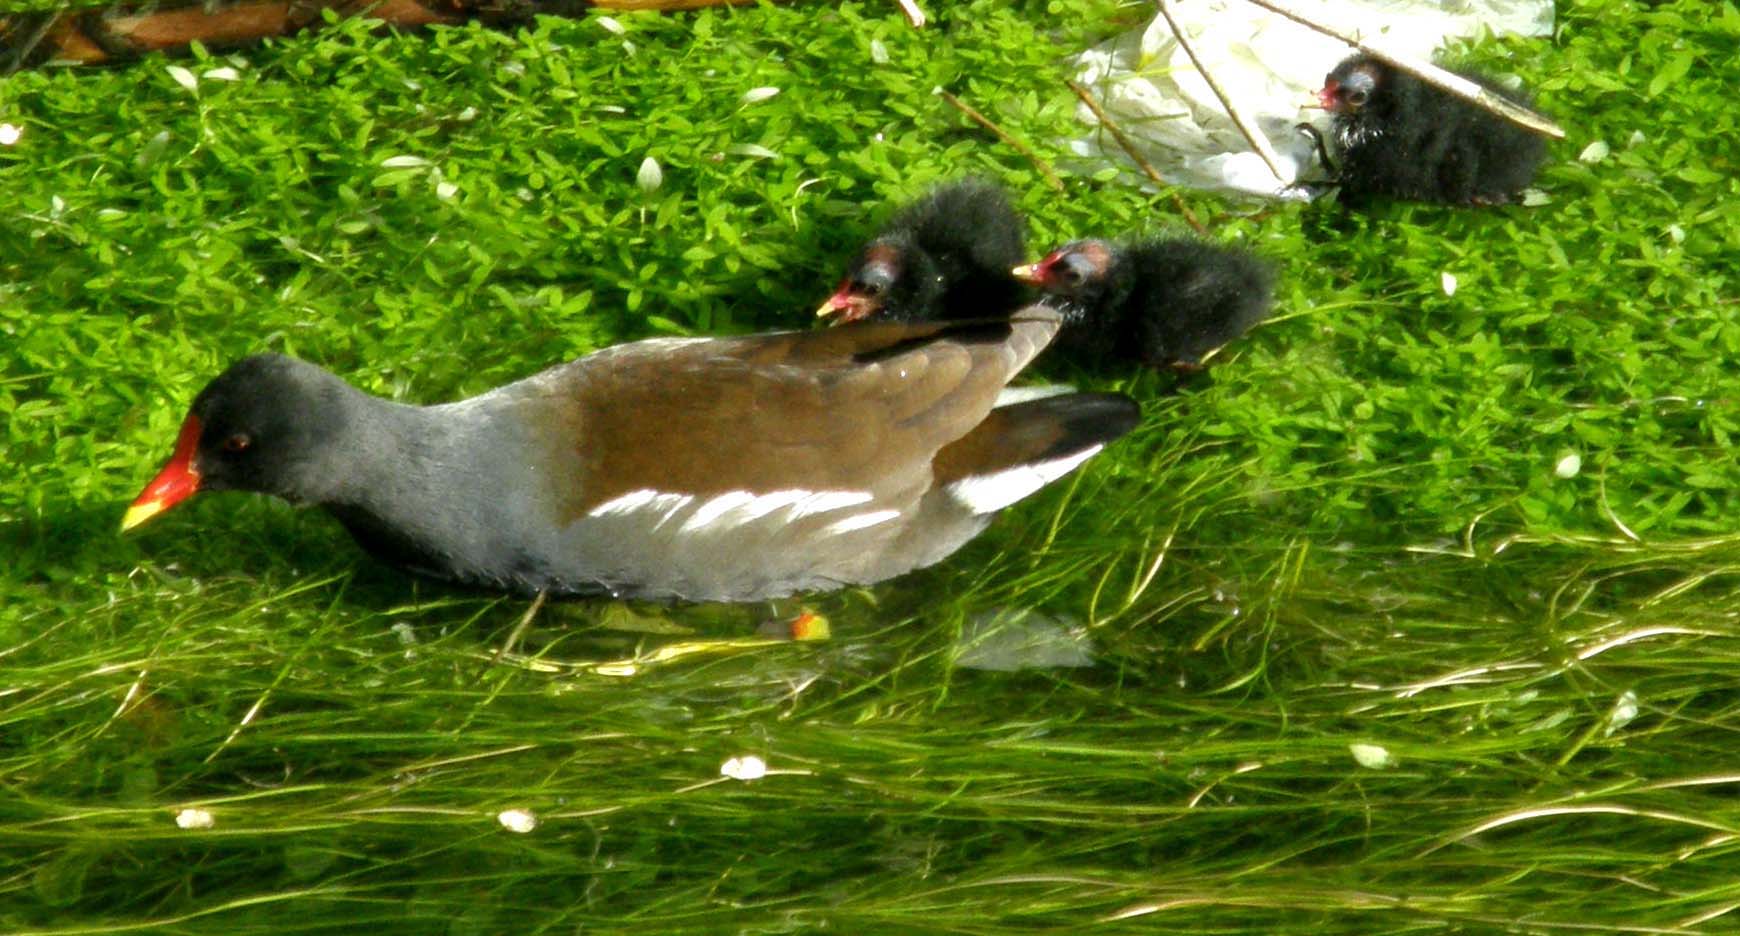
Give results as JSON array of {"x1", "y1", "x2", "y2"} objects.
[
  {"x1": 720, "y1": 755, "x2": 768, "y2": 781},
  {"x1": 1067, "y1": 0, "x2": 1554, "y2": 198},
  {"x1": 497, "y1": 808, "x2": 538, "y2": 833},
  {"x1": 1349, "y1": 743, "x2": 1394, "y2": 769},
  {"x1": 175, "y1": 807, "x2": 215, "y2": 829},
  {"x1": 955, "y1": 609, "x2": 1095, "y2": 672},
  {"x1": 0, "y1": 123, "x2": 21, "y2": 146},
  {"x1": 1554, "y1": 453, "x2": 1582, "y2": 479}
]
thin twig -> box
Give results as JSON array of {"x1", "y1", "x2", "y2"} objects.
[
  {"x1": 1065, "y1": 79, "x2": 1206, "y2": 234},
  {"x1": 1156, "y1": 0, "x2": 1287, "y2": 183},
  {"x1": 1237, "y1": 0, "x2": 1566, "y2": 139},
  {"x1": 496, "y1": 590, "x2": 548, "y2": 660},
  {"x1": 936, "y1": 89, "x2": 1064, "y2": 192}
]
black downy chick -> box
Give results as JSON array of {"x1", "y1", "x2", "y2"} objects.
[
  {"x1": 1013, "y1": 237, "x2": 1274, "y2": 371},
  {"x1": 1307, "y1": 53, "x2": 1547, "y2": 206},
  {"x1": 816, "y1": 179, "x2": 1029, "y2": 324}
]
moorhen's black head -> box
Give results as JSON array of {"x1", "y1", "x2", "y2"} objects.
[
  {"x1": 1319, "y1": 55, "x2": 1387, "y2": 118},
  {"x1": 1010, "y1": 239, "x2": 1129, "y2": 316},
  {"x1": 815, "y1": 233, "x2": 944, "y2": 324},
  {"x1": 124, "y1": 354, "x2": 351, "y2": 529}
]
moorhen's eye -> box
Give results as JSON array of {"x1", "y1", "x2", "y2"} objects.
[
  {"x1": 224, "y1": 433, "x2": 252, "y2": 453},
  {"x1": 1346, "y1": 89, "x2": 1369, "y2": 107}
]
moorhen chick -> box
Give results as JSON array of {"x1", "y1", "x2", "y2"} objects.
[
  {"x1": 816, "y1": 178, "x2": 1029, "y2": 324},
  {"x1": 1013, "y1": 237, "x2": 1274, "y2": 371},
  {"x1": 124, "y1": 310, "x2": 1139, "y2": 603},
  {"x1": 1309, "y1": 52, "x2": 1548, "y2": 206}
]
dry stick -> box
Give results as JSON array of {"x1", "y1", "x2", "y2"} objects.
[
  {"x1": 936, "y1": 89, "x2": 1064, "y2": 192},
  {"x1": 1156, "y1": 0, "x2": 1287, "y2": 183},
  {"x1": 1065, "y1": 79, "x2": 1206, "y2": 235},
  {"x1": 1237, "y1": 0, "x2": 1566, "y2": 140},
  {"x1": 496, "y1": 589, "x2": 548, "y2": 660},
  {"x1": 893, "y1": 0, "x2": 926, "y2": 28}
]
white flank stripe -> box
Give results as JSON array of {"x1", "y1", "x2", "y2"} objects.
[
  {"x1": 733, "y1": 490, "x2": 811, "y2": 522},
  {"x1": 587, "y1": 488, "x2": 875, "y2": 531},
  {"x1": 587, "y1": 489, "x2": 695, "y2": 527},
  {"x1": 682, "y1": 490, "x2": 759, "y2": 532},
  {"x1": 824, "y1": 509, "x2": 901, "y2": 535},
  {"x1": 947, "y1": 445, "x2": 1104, "y2": 515},
  {"x1": 993, "y1": 385, "x2": 1075, "y2": 408},
  {"x1": 587, "y1": 489, "x2": 660, "y2": 517},
  {"x1": 788, "y1": 490, "x2": 873, "y2": 520}
]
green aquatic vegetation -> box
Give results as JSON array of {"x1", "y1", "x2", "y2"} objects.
[{"x1": 3, "y1": 0, "x2": 1739, "y2": 932}]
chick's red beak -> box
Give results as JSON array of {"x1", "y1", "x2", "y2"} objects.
[
  {"x1": 814, "y1": 284, "x2": 876, "y2": 325},
  {"x1": 122, "y1": 415, "x2": 203, "y2": 532},
  {"x1": 1315, "y1": 81, "x2": 1339, "y2": 110},
  {"x1": 1010, "y1": 256, "x2": 1055, "y2": 286}
]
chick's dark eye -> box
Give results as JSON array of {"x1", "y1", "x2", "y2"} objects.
[
  {"x1": 224, "y1": 433, "x2": 252, "y2": 453},
  {"x1": 1059, "y1": 256, "x2": 1095, "y2": 287},
  {"x1": 1346, "y1": 89, "x2": 1369, "y2": 107}
]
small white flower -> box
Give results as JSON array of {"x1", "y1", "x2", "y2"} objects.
[
  {"x1": 596, "y1": 15, "x2": 625, "y2": 35},
  {"x1": 0, "y1": 123, "x2": 21, "y2": 146},
  {"x1": 457, "y1": 106, "x2": 478, "y2": 122},
  {"x1": 1554, "y1": 453, "x2": 1582, "y2": 479},
  {"x1": 1627, "y1": 129, "x2": 1646, "y2": 147},
  {"x1": 1349, "y1": 743, "x2": 1393, "y2": 769},
  {"x1": 1666, "y1": 224, "x2": 1686, "y2": 244},
  {"x1": 1440, "y1": 271, "x2": 1457, "y2": 296},
  {"x1": 637, "y1": 156, "x2": 663, "y2": 193},
  {"x1": 166, "y1": 65, "x2": 198, "y2": 92},
  {"x1": 497, "y1": 808, "x2": 538, "y2": 833},
  {"x1": 1520, "y1": 188, "x2": 1552, "y2": 207},
  {"x1": 740, "y1": 87, "x2": 781, "y2": 105},
  {"x1": 175, "y1": 807, "x2": 215, "y2": 829},
  {"x1": 202, "y1": 67, "x2": 241, "y2": 82},
  {"x1": 720, "y1": 755, "x2": 767, "y2": 781},
  {"x1": 1578, "y1": 140, "x2": 1610, "y2": 163},
  {"x1": 436, "y1": 181, "x2": 459, "y2": 201}
]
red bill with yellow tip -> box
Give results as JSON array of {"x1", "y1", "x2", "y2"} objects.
[
  {"x1": 1010, "y1": 254, "x2": 1059, "y2": 285},
  {"x1": 814, "y1": 284, "x2": 875, "y2": 325},
  {"x1": 122, "y1": 415, "x2": 203, "y2": 532}
]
